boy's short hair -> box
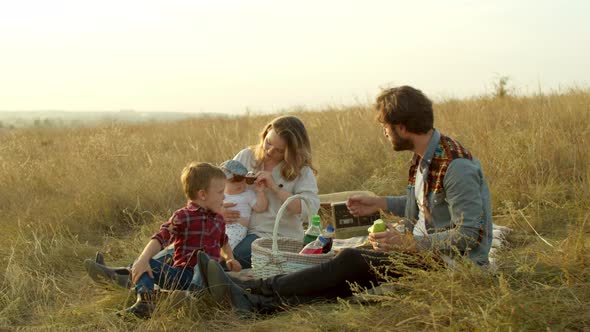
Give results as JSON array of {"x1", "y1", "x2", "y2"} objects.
[
  {"x1": 375, "y1": 85, "x2": 434, "y2": 134},
  {"x1": 181, "y1": 162, "x2": 227, "y2": 200}
]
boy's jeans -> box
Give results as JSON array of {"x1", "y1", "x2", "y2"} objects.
[
  {"x1": 134, "y1": 258, "x2": 195, "y2": 294},
  {"x1": 142, "y1": 246, "x2": 212, "y2": 290}
]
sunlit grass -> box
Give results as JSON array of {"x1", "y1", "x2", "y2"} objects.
[{"x1": 1, "y1": 89, "x2": 589, "y2": 330}]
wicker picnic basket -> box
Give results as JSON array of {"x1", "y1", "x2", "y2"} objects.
[{"x1": 250, "y1": 194, "x2": 335, "y2": 279}]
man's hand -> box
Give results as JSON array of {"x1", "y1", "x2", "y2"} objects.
[
  {"x1": 131, "y1": 258, "x2": 153, "y2": 285},
  {"x1": 346, "y1": 195, "x2": 387, "y2": 217},
  {"x1": 226, "y1": 258, "x2": 242, "y2": 272},
  {"x1": 368, "y1": 223, "x2": 417, "y2": 253},
  {"x1": 222, "y1": 202, "x2": 240, "y2": 223}
]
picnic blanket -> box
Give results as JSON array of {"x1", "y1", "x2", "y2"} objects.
[{"x1": 231, "y1": 223, "x2": 511, "y2": 282}]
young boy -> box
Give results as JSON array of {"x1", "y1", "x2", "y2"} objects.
[
  {"x1": 220, "y1": 160, "x2": 268, "y2": 249},
  {"x1": 124, "y1": 162, "x2": 242, "y2": 319}
]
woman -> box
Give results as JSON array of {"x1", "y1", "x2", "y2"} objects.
[
  {"x1": 84, "y1": 115, "x2": 320, "y2": 286},
  {"x1": 224, "y1": 115, "x2": 320, "y2": 268}
]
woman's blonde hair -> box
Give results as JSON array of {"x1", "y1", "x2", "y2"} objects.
[
  {"x1": 181, "y1": 162, "x2": 226, "y2": 200},
  {"x1": 253, "y1": 116, "x2": 316, "y2": 181}
]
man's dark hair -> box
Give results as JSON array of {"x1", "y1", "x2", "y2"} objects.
[{"x1": 375, "y1": 85, "x2": 434, "y2": 134}]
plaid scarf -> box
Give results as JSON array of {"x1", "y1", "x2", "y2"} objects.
[
  {"x1": 408, "y1": 134, "x2": 474, "y2": 232},
  {"x1": 408, "y1": 134, "x2": 473, "y2": 193}
]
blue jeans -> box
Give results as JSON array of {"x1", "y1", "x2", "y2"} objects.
[
  {"x1": 152, "y1": 247, "x2": 174, "y2": 262},
  {"x1": 147, "y1": 247, "x2": 203, "y2": 288},
  {"x1": 134, "y1": 258, "x2": 194, "y2": 294},
  {"x1": 232, "y1": 233, "x2": 259, "y2": 269}
]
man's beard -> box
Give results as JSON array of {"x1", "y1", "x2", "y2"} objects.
[{"x1": 392, "y1": 129, "x2": 414, "y2": 151}]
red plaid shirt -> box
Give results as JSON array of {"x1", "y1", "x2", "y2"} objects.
[{"x1": 152, "y1": 202, "x2": 228, "y2": 269}]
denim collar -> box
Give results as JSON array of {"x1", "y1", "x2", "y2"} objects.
[{"x1": 411, "y1": 129, "x2": 440, "y2": 168}]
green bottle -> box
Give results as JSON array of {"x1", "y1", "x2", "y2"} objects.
[{"x1": 303, "y1": 215, "x2": 322, "y2": 244}]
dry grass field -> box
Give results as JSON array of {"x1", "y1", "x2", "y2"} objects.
[{"x1": 1, "y1": 89, "x2": 589, "y2": 331}]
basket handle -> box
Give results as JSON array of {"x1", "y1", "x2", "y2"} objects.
[{"x1": 271, "y1": 194, "x2": 313, "y2": 253}]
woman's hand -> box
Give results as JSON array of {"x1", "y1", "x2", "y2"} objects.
[
  {"x1": 368, "y1": 224, "x2": 416, "y2": 253},
  {"x1": 131, "y1": 257, "x2": 153, "y2": 285},
  {"x1": 254, "y1": 180, "x2": 266, "y2": 193},
  {"x1": 226, "y1": 258, "x2": 242, "y2": 272},
  {"x1": 346, "y1": 195, "x2": 386, "y2": 217},
  {"x1": 254, "y1": 171, "x2": 278, "y2": 192},
  {"x1": 222, "y1": 202, "x2": 240, "y2": 223}
]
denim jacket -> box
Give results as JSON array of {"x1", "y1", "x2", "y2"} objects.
[{"x1": 385, "y1": 129, "x2": 493, "y2": 265}]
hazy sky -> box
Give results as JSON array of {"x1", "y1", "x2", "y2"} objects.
[{"x1": 1, "y1": 0, "x2": 589, "y2": 114}]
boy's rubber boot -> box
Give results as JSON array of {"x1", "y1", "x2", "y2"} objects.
[
  {"x1": 95, "y1": 251, "x2": 106, "y2": 265},
  {"x1": 93, "y1": 252, "x2": 132, "y2": 276},
  {"x1": 207, "y1": 260, "x2": 283, "y2": 315},
  {"x1": 124, "y1": 292, "x2": 156, "y2": 319},
  {"x1": 84, "y1": 259, "x2": 131, "y2": 288}
]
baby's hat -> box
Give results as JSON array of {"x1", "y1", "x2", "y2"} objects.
[{"x1": 220, "y1": 159, "x2": 248, "y2": 178}]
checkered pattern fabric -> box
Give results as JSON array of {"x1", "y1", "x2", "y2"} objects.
[{"x1": 408, "y1": 134, "x2": 473, "y2": 194}]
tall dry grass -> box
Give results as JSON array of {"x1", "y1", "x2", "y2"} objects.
[{"x1": 0, "y1": 89, "x2": 589, "y2": 330}]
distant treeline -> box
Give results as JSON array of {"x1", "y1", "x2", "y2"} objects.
[{"x1": 0, "y1": 111, "x2": 224, "y2": 129}]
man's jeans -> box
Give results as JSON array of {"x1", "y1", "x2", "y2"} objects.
[{"x1": 264, "y1": 248, "x2": 436, "y2": 300}]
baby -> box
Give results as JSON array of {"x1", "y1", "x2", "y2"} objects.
[{"x1": 220, "y1": 160, "x2": 268, "y2": 248}]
